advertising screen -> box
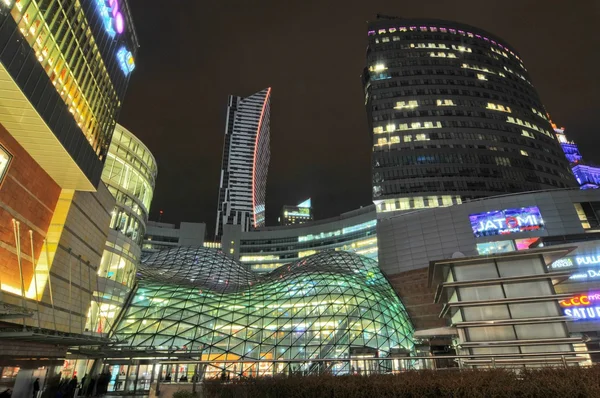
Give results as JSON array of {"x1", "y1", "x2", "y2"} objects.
[{"x1": 469, "y1": 206, "x2": 544, "y2": 238}]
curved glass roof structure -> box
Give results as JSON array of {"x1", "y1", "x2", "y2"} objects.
[{"x1": 114, "y1": 247, "x2": 414, "y2": 372}]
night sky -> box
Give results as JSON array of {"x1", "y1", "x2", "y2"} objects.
[{"x1": 119, "y1": 0, "x2": 599, "y2": 234}]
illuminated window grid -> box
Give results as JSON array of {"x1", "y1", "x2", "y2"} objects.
[
  {"x1": 11, "y1": 0, "x2": 120, "y2": 159},
  {"x1": 103, "y1": 153, "x2": 154, "y2": 214},
  {"x1": 113, "y1": 248, "x2": 414, "y2": 375},
  {"x1": 111, "y1": 128, "x2": 158, "y2": 186},
  {"x1": 242, "y1": 237, "x2": 378, "y2": 273}
]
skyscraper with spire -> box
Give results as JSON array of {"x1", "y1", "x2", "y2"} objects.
[{"x1": 215, "y1": 88, "x2": 271, "y2": 239}]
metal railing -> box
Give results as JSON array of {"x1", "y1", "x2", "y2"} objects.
[{"x1": 150, "y1": 350, "x2": 598, "y2": 394}]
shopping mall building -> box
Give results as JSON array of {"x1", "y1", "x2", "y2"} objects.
[
  {"x1": 53, "y1": 187, "x2": 600, "y2": 394},
  {"x1": 0, "y1": 0, "x2": 142, "y2": 396}
]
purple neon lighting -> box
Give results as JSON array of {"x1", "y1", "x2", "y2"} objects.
[
  {"x1": 368, "y1": 24, "x2": 522, "y2": 61},
  {"x1": 115, "y1": 12, "x2": 124, "y2": 33}
]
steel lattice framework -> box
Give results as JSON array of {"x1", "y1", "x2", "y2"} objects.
[{"x1": 113, "y1": 247, "x2": 414, "y2": 371}]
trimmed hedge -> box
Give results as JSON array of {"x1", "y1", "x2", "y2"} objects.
[{"x1": 202, "y1": 367, "x2": 600, "y2": 398}]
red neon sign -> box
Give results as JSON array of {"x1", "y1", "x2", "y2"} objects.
[{"x1": 559, "y1": 293, "x2": 600, "y2": 307}]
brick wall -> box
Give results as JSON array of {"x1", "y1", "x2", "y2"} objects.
[
  {"x1": 388, "y1": 267, "x2": 447, "y2": 330},
  {"x1": 0, "y1": 125, "x2": 61, "y2": 290}
]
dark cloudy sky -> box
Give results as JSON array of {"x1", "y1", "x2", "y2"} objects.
[{"x1": 119, "y1": 0, "x2": 599, "y2": 235}]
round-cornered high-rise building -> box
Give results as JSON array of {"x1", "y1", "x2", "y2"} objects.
[
  {"x1": 86, "y1": 123, "x2": 157, "y2": 333},
  {"x1": 363, "y1": 17, "x2": 577, "y2": 213}
]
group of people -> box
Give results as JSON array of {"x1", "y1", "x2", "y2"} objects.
[
  {"x1": 82, "y1": 372, "x2": 112, "y2": 397},
  {"x1": 163, "y1": 373, "x2": 200, "y2": 383},
  {"x1": 29, "y1": 372, "x2": 115, "y2": 398},
  {"x1": 53, "y1": 376, "x2": 79, "y2": 398}
]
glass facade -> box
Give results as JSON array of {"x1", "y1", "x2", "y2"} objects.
[
  {"x1": 113, "y1": 248, "x2": 414, "y2": 376},
  {"x1": 86, "y1": 124, "x2": 156, "y2": 333},
  {"x1": 105, "y1": 124, "x2": 157, "y2": 246},
  {"x1": 0, "y1": 0, "x2": 138, "y2": 186},
  {"x1": 239, "y1": 218, "x2": 378, "y2": 272},
  {"x1": 442, "y1": 254, "x2": 577, "y2": 364},
  {"x1": 364, "y1": 18, "x2": 577, "y2": 211}
]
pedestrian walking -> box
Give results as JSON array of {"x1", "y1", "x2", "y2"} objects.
[{"x1": 32, "y1": 378, "x2": 40, "y2": 398}]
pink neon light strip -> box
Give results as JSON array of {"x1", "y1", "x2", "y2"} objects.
[{"x1": 252, "y1": 87, "x2": 272, "y2": 228}]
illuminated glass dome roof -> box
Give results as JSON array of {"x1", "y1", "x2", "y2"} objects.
[
  {"x1": 139, "y1": 247, "x2": 257, "y2": 291},
  {"x1": 114, "y1": 247, "x2": 414, "y2": 374}
]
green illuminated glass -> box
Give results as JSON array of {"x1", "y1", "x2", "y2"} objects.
[{"x1": 113, "y1": 248, "x2": 414, "y2": 375}]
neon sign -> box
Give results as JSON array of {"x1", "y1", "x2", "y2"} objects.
[
  {"x1": 560, "y1": 292, "x2": 600, "y2": 320},
  {"x1": 559, "y1": 293, "x2": 600, "y2": 307},
  {"x1": 96, "y1": 0, "x2": 125, "y2": 37},
  {"x1": 565, "y1": 306, "x2": 600, "y2": 320},
  {"x1": 576, "y1": 255, "x2": 600, "y2": 266},
  {"x1": 116, "y1": 47, "x2": 135, "y2": 75},
  {"x1": 550, "y1": 257, "x2": 575, "y2": 269},
  {"x1": 469, "y1": 206, "x2": 544, "y2": 238},
  {"x1": 550, "y1": 254, "x2": 600, "y2": 270},
  {"x1": 569, "y1": 269, "x2": 600, "y2": 281}
]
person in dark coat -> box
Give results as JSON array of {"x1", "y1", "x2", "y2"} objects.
[
  {"x1": 32, "y1": 378, "x2": 40, "y2": 398},
  {"x1": 99, "y1": 372, "x2": 110, "y2": 395},
  {"x1": 96, "y1": 374, "x2": 106, "y2": 396},
  {"x1": 84, "y1": 377, "x2": 95, "y2": 397},
  {"x1": 66, "y1": 377, "x2": 77, "y2": 398}
]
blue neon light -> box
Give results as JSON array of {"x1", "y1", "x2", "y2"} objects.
[
  {"x1": 96, "y1": 0, "x2": 116, "y2": 37},
  {"x1": 116, "y1": 47, "x2": 135, "y2": 75}
]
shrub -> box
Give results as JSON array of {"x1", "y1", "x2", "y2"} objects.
[
  {"x1": 172, "y1": 389, "x2": 198, "y2": 398},
  {"x1": 202, "y1": 366, "x2": 600, "y2": 398}
]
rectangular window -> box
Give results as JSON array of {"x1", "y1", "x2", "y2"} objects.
[
  {"x1": 0, "y1": 144, "x2": 13, "y2": 186},
  {"x1": 521, "y1": 130, "x2": 535, "y2": 139},
  {"x1": 476, "y1": 241, "x2": 516, "y2": 255}
]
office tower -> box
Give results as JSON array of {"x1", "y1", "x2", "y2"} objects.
[
  {"x1": 142, "y1": 220, "x2": 207, "y2": 259},
  {"x1": 0, "y1": 0, "x2": 138, "y2": 382},
  {"x1": 279, "y1": 198, "x2": 313, "y2": 226},
  {"x1": 554, "y1": 123, "x2": 600, "y2": 189},
  {"x1": 363, "y1": 17, "x2": 577, "y2": 213},
  {"x1": 87, "y1": 124, "x2": 157, "y2": 333},
  {"x1": 215, "y1": 88, "x2": 271, "y2": 239}
]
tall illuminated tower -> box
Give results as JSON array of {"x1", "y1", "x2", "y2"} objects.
[
  {"x1": 363, "y1": 17, "x2": 577, "y2": 214},
  {"x1": 216, "y1": 88, "x2": 271, "y2": 239}
]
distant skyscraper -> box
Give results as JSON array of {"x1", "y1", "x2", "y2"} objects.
[
  {"x1": 279, "y1": 198, "x2": 313, "y2": 226},
  {"x1": 553, "y1": 123, "x2": 600, "y2": 189},
  {"x1": 216, "y1": 88, "x2": 271, "y2": 239},
  {"x1": 363, "y1": 17, "x2": 577, "y2": 214}
]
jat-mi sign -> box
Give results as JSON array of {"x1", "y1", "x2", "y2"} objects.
[{"x1": 469, "y1": 206, "x2": 545, "y2": 238}]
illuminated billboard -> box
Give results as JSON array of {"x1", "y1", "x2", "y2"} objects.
[
  {"x1": 560, "y1": 292, "x2": 600, "y2": 321},
  {"x1": 469, "y1": 206, "x2": 544, "y2": 238}
]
